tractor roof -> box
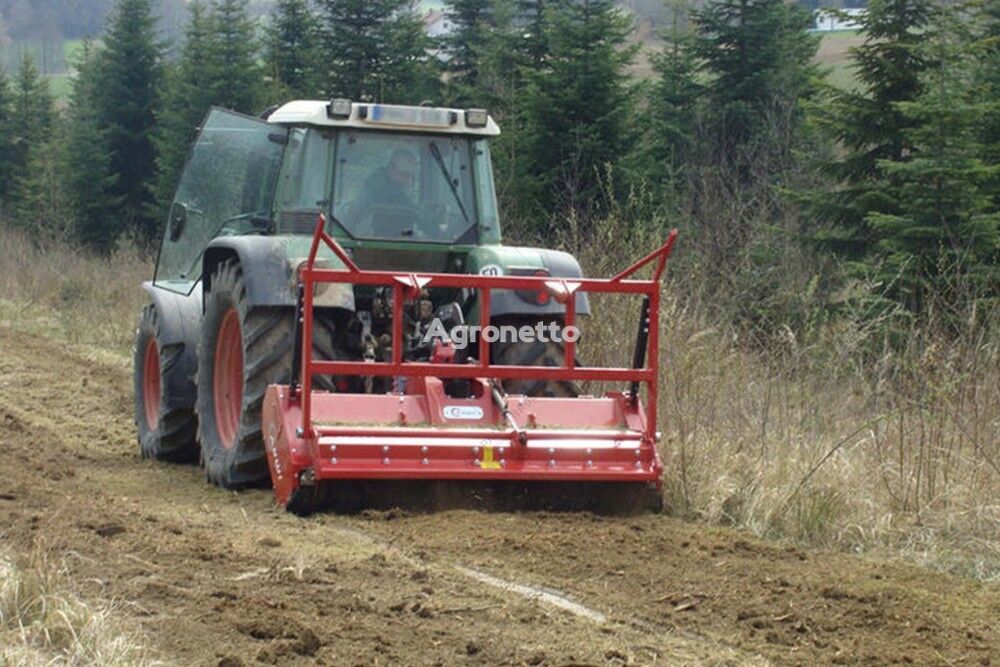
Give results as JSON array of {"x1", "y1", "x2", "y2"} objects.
[{"x1": 268, "y1": 100, "x2": 501, "y2": 137}]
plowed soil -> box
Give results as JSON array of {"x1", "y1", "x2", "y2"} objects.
[{"x1": 0, "y1": 324, "x2": 997, "y2": 666}]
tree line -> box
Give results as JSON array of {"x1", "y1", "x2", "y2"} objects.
[{"x1": 0, "y1": 0, "x2": 996, "y2": 324}]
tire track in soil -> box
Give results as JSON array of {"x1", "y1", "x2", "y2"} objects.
[{"x1": 1, "y1": 324, "x2": 998, "y2": 665}]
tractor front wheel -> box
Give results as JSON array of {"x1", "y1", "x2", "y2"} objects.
[
  {"x1": 196, "y1": 260, "x2": 344, "y2": 489},
  {"x1": 196, "y1": 260, "x2": 293, "y2": 488},
  {"x1": 491, "y1": 317, "x2": 581, "y2": 397}
]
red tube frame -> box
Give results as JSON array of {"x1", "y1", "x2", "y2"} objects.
[{"x1": 297, "y1": 215, "x2": 678, "y2": 444}]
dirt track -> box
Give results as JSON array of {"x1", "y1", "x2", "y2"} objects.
[{"x1": 1, "y1": 324, "x2": 998, "y2": 666}]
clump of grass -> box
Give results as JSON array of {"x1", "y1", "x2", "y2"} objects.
[{"x1": 0, "y1": 545, "x2": 160, "y2": 666}]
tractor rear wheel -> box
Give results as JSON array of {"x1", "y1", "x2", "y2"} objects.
[
  {"x1": 133, "y1": 304, "x2": 199, "y2": 462},
  {"x1": 196, "y1": 260, "x2": 344, "y2": 489},
  {"x1": 491, "y1": 317, "x2": 581, "y2": 397}
]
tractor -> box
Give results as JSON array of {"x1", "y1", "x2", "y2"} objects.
[{"x1": 134, "y1": 100, "x2": 675, "y2": 514}]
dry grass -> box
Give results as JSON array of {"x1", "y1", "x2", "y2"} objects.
[
  {"x1": 0, "y1": 227, "x2": 152, "y2": 355},
  {"x1": 0, "y1": 544, "x2": 160, "y2": 666},
  {"x1": 1, "y1": 223, "x2": 997, "y2": 581},
  {"x1": 565, "y1": 212, "x2": 1000, "y2": 581}
]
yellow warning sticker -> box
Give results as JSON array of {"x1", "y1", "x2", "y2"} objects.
[{"x1": 480, "y1": 445, "x2": 502, "y2": 470}]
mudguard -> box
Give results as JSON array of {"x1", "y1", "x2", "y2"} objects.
[
  {"x1": 202, "y1": 236, "x2": 355, "y2": 311},
  {"x1": 466, "y1": 245, "x2": 591, "y2": 320},
  {"x1": 140, "y1": 281, "x2": 201, "y2": 408}
]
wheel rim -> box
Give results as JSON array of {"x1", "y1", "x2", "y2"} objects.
[
  {"x1": 142, "y1": 338, "x2": 161, "y2": 429},
  {"x1": 213, "y1": 309, "x2": 243, "y2": 450}
]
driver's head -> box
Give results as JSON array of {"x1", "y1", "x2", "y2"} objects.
[{"x1": 387, "y1": 149, "x2": 418, "y2": 188}]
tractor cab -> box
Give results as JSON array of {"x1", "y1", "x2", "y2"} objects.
[{"x1": 154, "y1": 101, "x2": 502, "y2": 294}]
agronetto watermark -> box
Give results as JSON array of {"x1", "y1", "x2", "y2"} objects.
[{"x1": 423, "y1": 319, "x2": 580, "y2": 350}]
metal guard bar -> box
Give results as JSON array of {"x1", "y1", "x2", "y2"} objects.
[{"x1": 298, "y1": 214, "x2": 678, "y2": 441}]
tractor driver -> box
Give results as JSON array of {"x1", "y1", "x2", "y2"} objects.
[{"x1": 356, "y1": 148, "x2": 422, "y2": 237}]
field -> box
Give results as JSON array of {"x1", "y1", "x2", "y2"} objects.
[
  {"x1": 813, "y1": 30, "x2": 864, "y2": 90},
  {"x1": 0, "y1": 227, "x2": 998, "y2": 664}
]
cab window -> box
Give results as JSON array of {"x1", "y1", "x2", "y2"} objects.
[{"x1": 154, "y1": 109, "x2": 287, "y2": 293}]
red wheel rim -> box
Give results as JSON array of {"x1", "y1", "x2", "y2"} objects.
[
  {"x1": 142, "y1": 338, "x2": 161, "y2": 429},
  {"x1": 213, "y1": 309, "x2": 243, "y2": 450}
]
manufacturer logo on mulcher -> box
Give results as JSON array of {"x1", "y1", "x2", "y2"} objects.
[{"x1": 443, "y1": 406, "x2": 484, "y2": 420}]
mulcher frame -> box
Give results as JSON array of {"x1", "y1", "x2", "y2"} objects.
[{"x1": 262, "y1": 216, "x2": 678, "y2": 506}]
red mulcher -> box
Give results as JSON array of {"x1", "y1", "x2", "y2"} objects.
[{"x1": 263, "y1": 216, "x2": 678, "y2": 514}]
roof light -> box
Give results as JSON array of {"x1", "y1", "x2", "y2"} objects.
[
  {"x1": 327, "y1": 98, "x2": 352, "y2": 119},
  {"x1": 465, "y1": 108, "x2": 488, "y2": 128}
]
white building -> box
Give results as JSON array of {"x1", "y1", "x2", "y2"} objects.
[{"x1": 811, "y1": 7, "x2": 866, "y2": 32}]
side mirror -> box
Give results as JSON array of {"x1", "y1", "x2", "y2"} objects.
[{"x1": 169, "y1": 203, "x2": 187, "y2": 242}]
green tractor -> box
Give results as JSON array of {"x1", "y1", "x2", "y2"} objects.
[{"x1": 134, "y1": 100, "x2": 592, "y2": 491}]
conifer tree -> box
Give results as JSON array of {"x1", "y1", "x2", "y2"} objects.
[
  {"x1": 153, "y1": 0, "x2": 265, "y2": 219},
  {"x1": 7, "y1": 55, "x2": 55, "y2": 221},
  {"x1": 9, "y1": 55, "x2": 54, "y2": 177},
  {"x1": 692, "y1": 0, "x2": 817, "y2": 161},
  {"x1": 152, "y1": 1, "x2": 216, "y2": 217},
  {"x1": 209, "y1": 0, "x2": 263, "y2": 112},
  {"x1": 315, "y1": 0, "x2": 436, "y2": 103},
  {"x1": 95, "y1": 0, "x2": 163, "y2": 239},
  {"x1": 647, "y1": 0, "x2": 700, "y2": 199},
  {"x1": 866, "y1": 3, "x2": 1000, "y2": 310},
  {"x1": 807, "y1": 0, "x2": 933, "y2": 259},
  {"x1": 443, "y1": 0, "x2": 493, "y2": 98},
  {"x1": 521, "y1": 0, "x2": 638, "y2": 219},
  {"x1": 0, "y1": 67, "x2": 15, "y2": 211},
  {"x1": 265, "y1": 0, "x2": 319, "y2": 99},
  {"x1": 517, "y1": 0, "x2": 550, "y2": 67},
  {"x1": 12, "y1": 125, "x2": 71, "y2": 239},
  {"x1": 65, "y1": 42, "x2": 121, "y2": 250}
]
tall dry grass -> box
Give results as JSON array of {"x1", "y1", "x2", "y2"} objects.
[
  {"x1": 0, "y1": 227, "x2": 151, "y2": 354},
  {"x1": 562, "y1": 208, "x2": 1000, "y2": 580},
  {"x1": 0, "y1": 544, "x2": 160, "y2": 666}
]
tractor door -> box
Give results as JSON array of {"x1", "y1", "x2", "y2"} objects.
[{"x1": 154, "y1": 109, "x2": 288, "y2": 295}]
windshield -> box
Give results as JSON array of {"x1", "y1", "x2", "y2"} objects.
[
  {"x1": 275, "y1": 129, "x2": 498, "y2": 244},
  {"x1": 335, "y1": 130, "x2": 478, "y2": 242}
]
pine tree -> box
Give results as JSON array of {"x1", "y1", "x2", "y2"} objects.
[
  {"x1": 692, "y1": 0, "x2": 818, "y2": 160},
  {"x1": 65, "y1": 42, "x2": 121, "y2": 250},
  {"x1": 264, "y1": 0, "x2": 319, "y2": 99},
  {"x1": 866, "y1": 3, "x2": 1000, "y2": 311},
  {"x1": 380, "y1": 4, "x2": 439, "y2": 103},
  {"x1": 647, "y1": 0, "x2": 700, "y2": 199},
  {"x1": 807, "y1": 0, "x2": 933, "y2": 259},
  {"x1": 471, "y1": 0, "x2": 529, "y2": 214},
  {"x1": 9, "y1": 55, "x2": 54, "y2": 174},
  {"x1": 517, "y1": 0, "x2": 550, "y2": 67},
  {"x1": 152, "y1": 1, "x2": 216, "y2": 217},
  {"x1": 315, "y1": 0, "x2": 436, "y2": 103},
  {"x1": 0, "y1": 67, "x2": 15, "y2": 212},
  {"x1": 7, "y1": 55, "x2": 55, "y2": 224},
  {"x1": 12, "y1": 124, "x2": 72, "y2": 240},
  {"x1": 979, "y1": 0, "x2": 1000, "y2": 205},
  {"x1": 521, "y1": 0, "x2": 638, "y2": 220},
  {"x1": 209, "y1": 0, "x2": 263, "y2": 112},
  {"x1": 153, "y1": 0, "x2": 265, "y2": 219},
  {"x1": 95, "y1": 0, "x2": 163, "y2": 240},
  {"x1": 443, "y1": 0, "x2": 493, "y2": 98}
]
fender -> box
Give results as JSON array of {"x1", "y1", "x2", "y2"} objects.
[
  {"x1": 202, "y1": 236, "x2": 356, "y2": 311},
  {"x1": 466, "y1": 245, "x2": 591, "y2": 321},
  {"x1": 141, "y1": 281, "x2": 201, "y2": 408}
]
